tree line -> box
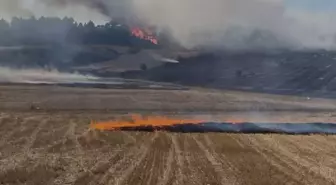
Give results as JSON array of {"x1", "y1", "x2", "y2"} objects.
[{"x1": 0, "y1": 17, "x2": 157, "y2": 48}]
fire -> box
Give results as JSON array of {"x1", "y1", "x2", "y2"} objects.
[
  {"x1": 90, "y1": 114, "x2": 203, "y2": 131},
  {"x1": 131, "y1": 27, "x2": 158, "y2": 45}
]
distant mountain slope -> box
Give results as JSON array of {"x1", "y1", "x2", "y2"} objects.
[
  {"x1": 121, "y1": 50, "x2": 336, "y2": 95},
  {"x1": 0, "y1": 45, "x2": 166, "y2": 72}
]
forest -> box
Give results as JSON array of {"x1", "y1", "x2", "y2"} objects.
[{"x1": 0, "y1": 17, "x2": 157, "y2": 47}]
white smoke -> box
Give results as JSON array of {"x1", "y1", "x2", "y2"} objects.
[
  {"x1": 150, "y1": 53, "x2": 180, "y2": 63},
  {"x1": 0, "y1": 67, "x2": 97, "y2": 84},
  {"x1": 131, "y1": 0, "x2": 336, "y2": 50},
  {"x1": 1, "y1": 0, "x2": 336, "y2": 50}
]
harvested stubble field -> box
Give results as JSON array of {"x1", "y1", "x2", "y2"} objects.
[{"x1": 0, "y1": 85, "x2": 336, "y2": 185}]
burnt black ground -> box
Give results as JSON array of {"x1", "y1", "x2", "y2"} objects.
[
  {"x1": 113, "y1": 122, "x2": 336, "y2": 134},
  {"x1": 120, "y1": 50, "x2": 336, "y2": 99}
]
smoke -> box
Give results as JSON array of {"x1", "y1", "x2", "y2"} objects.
[
  {"x1": 0, "y1": 67, "x2": 97, "y2": 84},
  {"x1": 131, "y1": 0, "x2": 336, "y2": 50},
  {"x1": 150, "y1": 53, "x2": 180, "y2": 63},
  {"x1": 1, "y1": 0, "x2": 336, "y2": 50},
  {"x1": 0, "y1": 0, "x2": 109, "y2": 23}
]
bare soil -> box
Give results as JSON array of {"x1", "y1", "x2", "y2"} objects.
[{"x1": 0, "y1": 85, "x2": 336, "y2": 185}]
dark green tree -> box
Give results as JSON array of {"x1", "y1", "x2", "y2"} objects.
[{"x1": 140, "y1": 63, "x2": 148, "y2": 71}]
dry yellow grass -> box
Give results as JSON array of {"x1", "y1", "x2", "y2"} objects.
[
  {"x1": 0, "y1": 113, "x2": 336, "y2": 185},
  {"x1": 0, "y1": 85, "x2": 336, "y2": 184}
]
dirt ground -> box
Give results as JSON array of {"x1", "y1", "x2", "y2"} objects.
[{"x1": 0, "y1": 85, "x2": 336, "y2": 185}]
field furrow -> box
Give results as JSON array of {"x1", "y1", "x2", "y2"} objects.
[{"x1": 0, "y1": 86, "x2": 336, "y2": 185}]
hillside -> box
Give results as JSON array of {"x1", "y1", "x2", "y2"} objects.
[
  {"x1": 120, "y1": 50, "x2": 336, "y2": 97},
  {"x1": 3, "y1": 43, "x2": 336, "y2": 98}
]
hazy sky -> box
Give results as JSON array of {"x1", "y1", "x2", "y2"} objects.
[
  {"x1": 0, "y1": 0, "x2": 110, "y2": 23},
  {"x1": 286, "y1": 0, "x2": 336, "y2": 12},
  {"x1": 0, "y1": 0, "x2": 335, "y2": 22}
]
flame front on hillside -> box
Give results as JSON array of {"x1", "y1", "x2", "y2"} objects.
[{"x1": 131, "y1": 27, "x2": 158, "y2": 45}]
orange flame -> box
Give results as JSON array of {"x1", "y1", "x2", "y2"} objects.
[
  {"x1": 90, "y1": 114, "x2": 203, "y2": 131},
  {"x1": 131, "y1": 27, "x2": 158, "y2": 45}
]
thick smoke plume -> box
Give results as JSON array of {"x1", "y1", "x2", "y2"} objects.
[{"x1": 1, "y1": 0, "x2": 336, "y2": 50}]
